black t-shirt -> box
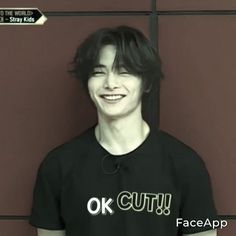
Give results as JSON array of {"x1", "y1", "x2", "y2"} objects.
[{"x1": 29, "y1": 127, "x2": 218, "y2": 235}]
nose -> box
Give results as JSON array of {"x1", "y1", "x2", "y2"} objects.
[{"x1": 104, "y1": 72, "x2": 119, "y2": 90}]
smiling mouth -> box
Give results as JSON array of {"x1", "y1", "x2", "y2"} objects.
[{"x1": 100, "y1": 94, "x2": 126, "y2": 101}]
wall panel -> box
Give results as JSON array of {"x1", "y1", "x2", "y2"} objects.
[
  {"x1": 0, "y1": 0, "x2": 150, "y2": 11},
  {"x1": 158, "y1": 15, "x2": 236, "y2": 215},
  {"x1": 0, "y1": 16, "x2": 149, "y2": 215},
  {"x1": 217, "y1": 220, "x2": 236, "y2": 236},
  {"x1": 157, "y1": 0, "x2": 236, "y2": 11},
  {"x1": 0, "y1": 220, "x2": 36, "y2": 236}
]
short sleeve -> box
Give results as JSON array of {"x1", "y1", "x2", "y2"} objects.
[
  {"x1": 179, "y1": 151, "x2": 218, "y2": 234},
  {"x1": 29, "y1": 152, "x2": 65, "y2": 230}
]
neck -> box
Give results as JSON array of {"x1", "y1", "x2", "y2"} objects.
[{"x1": 95, "y1": 112, "x2": 150, "y2": 155}]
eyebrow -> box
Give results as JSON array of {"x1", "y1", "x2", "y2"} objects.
[
  {"x1": 93, "y1": 63, "x2": 127, "y2": 70},
  {"x1": 93, "y1": 64, "x2": 106, "y2": 69}
]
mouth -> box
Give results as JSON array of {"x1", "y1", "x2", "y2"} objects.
[{"x1": 100, "y1": 94, "x2": 126, "y2": 102}]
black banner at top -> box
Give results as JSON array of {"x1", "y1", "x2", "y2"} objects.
[{"x1": 0, "y1": 8, "x2": 47, "y2": 25}]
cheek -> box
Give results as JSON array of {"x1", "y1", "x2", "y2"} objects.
[
  {"x1": 130, "y1": 81, "x2": 143, "y2": 97},
  {"x1": 87, "y1": 82, "x2": 95, "y2": 102},
  {"x1": 87, "y1": 77, "x2": 102, "y2": 91},
  {"x1": 87, "y1": 79, "x2": 101, "y2": 104},
  {"x1": 87, "y1": 78, "x2": 92, "y2": 90},
  {"x1": 87, "y1": 79, "x2": 96, "y2": 94}
]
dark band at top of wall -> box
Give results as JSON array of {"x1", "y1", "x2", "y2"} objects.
[{"x1": 43, "y1": 10, "x2": 236, "y2": 17}]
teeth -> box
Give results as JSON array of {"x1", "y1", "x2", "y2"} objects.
[{"x1": 102, "y1": 95, "x2": 125, "y2": 100}]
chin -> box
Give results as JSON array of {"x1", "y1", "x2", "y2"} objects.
[
  {"x1": 97, "y1": 104, "x2": 142, "y2": 121},
  {"x1": 99, "y1": 110, "x2": 138, "y2": 121},
  {"x1": 102, "y1": 113, "x2": 124, "y2": 120}
]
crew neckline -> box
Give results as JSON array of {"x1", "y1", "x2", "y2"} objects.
[{"x1": 92, "y1": 126, "x2": 154, "y2": 159}]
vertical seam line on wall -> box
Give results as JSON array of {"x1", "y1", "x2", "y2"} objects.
[
  {"x1": 149, "y1": 0, "x2": 157, "y2": 49},
  {"x1": 148, "y1": 0, "x2": 159, "y2": 128}
]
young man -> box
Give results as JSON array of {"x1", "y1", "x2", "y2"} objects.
[{"x1": 30, "y1": 26, "x2": 218, "y2": 236}]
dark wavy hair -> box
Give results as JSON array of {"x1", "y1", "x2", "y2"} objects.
[{"x1": 68, "y1": 25, "x2": 164, "y2": 126}]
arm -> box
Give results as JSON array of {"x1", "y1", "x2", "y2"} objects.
[
  {"x1": 30, "y1": 156, "x2": 65, "y2": 235},
  {"x1": 37, "y1": 229, "x2": 66, "y2": 236},
  {"x1": 183, "y1": 229, "x2": 217, "y2": 236}
]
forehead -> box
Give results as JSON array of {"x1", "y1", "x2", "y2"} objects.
[{"x1": 97, "y1": 45, "x2": 117, "y2": 67}]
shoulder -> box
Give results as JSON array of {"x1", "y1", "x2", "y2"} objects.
[
  {"x1": 157, "y1": 129, "x2": 207, "y2": 176},
  {"x1": 40, "y1": 126, "x2": 95, "y2": 171},
  {"x1": 48, "y1": 126, "x2": 94, "y2": 156},
  {"x1": 156, "y1": 129, "x2": 212, "y2": 192},
  {"x1": 158, "y1": 129, "x2": 204, "y2": 162}
]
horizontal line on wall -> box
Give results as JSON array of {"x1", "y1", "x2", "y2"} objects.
[
  {"x1": 0, "y1": 216, "x2": 29, "y2": 220},
  {"x1": 219, "y1": 215, "x2": 236, "y2": 220},
  {"x1": 0, "y1": 215, "x2": 236, "y2": 220},
  {"x1": 44, "y1": 11, "x2": 151, "y2": 17},
  {"x1": 157, "y1": 10, "x2": 236, "y2": 16},
  {"x1": 43, "y1": 10, "x2": 236, "y2": 17}
]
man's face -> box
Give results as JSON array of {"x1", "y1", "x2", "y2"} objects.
[{"x1": 88, "y1": 45, "x2": 143, "y2": 120}]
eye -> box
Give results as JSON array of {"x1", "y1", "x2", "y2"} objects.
[
  {"x1": 118, "y1": 68, "x2": 130, "y2": 75},
  {"x1": 120, "y1": 71, "x2": 129, "y2": 75},
  {"x1": 91, "y1": 71, "x2": 106, "y2": 76}
]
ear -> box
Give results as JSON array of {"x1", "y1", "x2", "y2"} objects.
[{"x1": 144, "y1": 84, "x2": 152, "y2": 93}]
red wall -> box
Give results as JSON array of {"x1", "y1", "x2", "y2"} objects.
[{"x1": 0, "y1": 0, "x2": 235, "y2": 235}]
